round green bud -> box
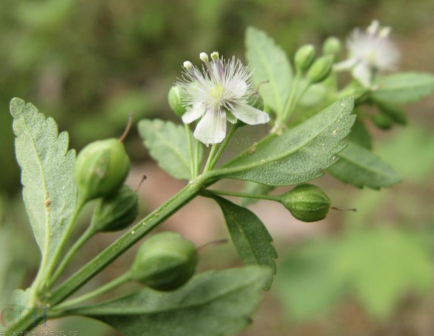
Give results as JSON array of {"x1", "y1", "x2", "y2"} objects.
[
  {"x1": 307, "y1": 55, "x2": 334, "y2": 84},
  {"x1": 131, "y1": 232, "x2": 198, "y2": 291},
  {"x1": 373, "y1": 113, "x2": 393, "y2": 130},
  {"x1": 295, "y1": 44, "x2": 316, "y2": 72},
  {"x1": 75, "y1": 139, "x2": 130, "y2": 203},
  {"x1": 90, "y1": 185, "x2": 139, "y2": 233},
  {"x1": 280, "y1": 184, "x2": 331, "y2": 222},
  {"x1": 168, "y1": 86, "x2": 186, "y2": 118},
  {"x1": 322, "y1": 37, "x2": 342, "y2": 56},
  {"x1": 247, "y1": 93, "x2": 264, "y2": 110}
]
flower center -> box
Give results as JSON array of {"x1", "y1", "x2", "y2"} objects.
[{"x1": 210, "y1": 84, "x2": 224, "y2": 99}]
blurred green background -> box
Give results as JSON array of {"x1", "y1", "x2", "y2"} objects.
[{"x1": 1, "y1": 0, "x2": 434, "y2": 335}]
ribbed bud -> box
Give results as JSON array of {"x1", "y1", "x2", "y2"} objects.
[
  {"x1": 295, "y1": 44, "x2": 316, "y2": 72},
  {"x1": 90, "y1": 185, "x2": 139, "y2": 233},
  {"x1": 75, "y1": 139, "x2": 130, "y2": 203},
  {"x1": 323, "y1": 37, "x2": 342, "y2": 59},
  {"x1": 168, "y1": 86, "x2": 186, "y2": 117},
  {"x1": 280, "y1": 184, "x2": 331, "y2": 222},
  {"x1": 131, "y1": 232, "x2": 198, "y2": 291},
  {"x1": 307, "y1": 55, "x2": 334, "y2": 84}
]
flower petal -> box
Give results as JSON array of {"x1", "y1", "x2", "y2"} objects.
[
  {"x1": 334, "y1": 58, "x2": 358, "y2": 71},
  {"x1": 352, "y1": 62, "x2": 372, "y2": 87},
  {"x1": 194, "y1": 110, "x2": 227, "y2": 145},
  {"x1": 182, "y1": 103, "x2": 205, "y2": 124},
  {"x1": 231, "y1": 104, "x2": 270, "y2": 125}
]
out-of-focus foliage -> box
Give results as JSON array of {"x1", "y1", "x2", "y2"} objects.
[{"x1": 274, "y1": 125, "x2": 434, "y2": 323}]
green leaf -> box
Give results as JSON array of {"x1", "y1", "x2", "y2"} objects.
[
  {"x1": 245, "y1": 27, "x2": 292, "y2": 115},
  {"x1": 240, "y1": 181, "x2": 275, "y2": 206},
  {"x1": 334, "y1": 229, "x2": 433, "y2": 318},
  {"x1": 212, "y1": 196, "x2": 277, "y2": 289},
  {"x1": 215, "y1": 97, "x2": 356, "y2": 186},
  {"x1": 138, "y1": 119, "x2": 202, "y2": 180},
  {"x1": 373, "y1": 72, "x2": 434, "y2": 105},
  {"x1": 10, "y1": 98, "x2": 77, "y2": 274},
  {"x1": 69, "y1": 267, "x2": 272, "y2": 336},
  {"x1": 374, "y1": 100, "x2": 408, "y2": 126},
  {"x1": 347, "y1": 116, "x2": 372, "y2": 150},
  {"x1": 328, "y1": 142, "x2": 401, "y2": 189}
]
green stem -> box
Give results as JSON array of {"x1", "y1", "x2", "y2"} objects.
[
  {"x1": 280, "y1": 71, "x2": 302, "y2": 124},
  {"x1": 209, "y1": 123, "x2": 238, "y2": 169},
  {"x1": 54, "y1": 272, "x2": 132, "y2": 311},
  {"x1": 203, "y1": 144, "x2": 218, "y2": 173},
  {"x1": 48, "y1": 226, "x2": 96, "y2": 288},
  {"x1": 194, "y1": 138, "x2": 201, "y2": 176},
  {"x1": 33, "y1": 200, "x2": 85, "y2": 296},
  {"x1": 205, "y1": 189, "x2": 281, "y2": 202},
  {"x1": 185, "y1": 124, "x2": 195, "y2": 178},
  {"x1": 47, "y1": 175, "x2": 209, "y2": 307}
]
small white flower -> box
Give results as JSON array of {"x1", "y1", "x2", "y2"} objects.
[
  {"x1": 178, "y1": 52, "x2": 270, "y2": 145},
  {"x1": 334, "y1": 20, "x2": 400, "y2": 87}
]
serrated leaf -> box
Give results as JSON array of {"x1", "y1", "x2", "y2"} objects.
[
  {"x1": 246, "y1": 27, "x2": 292, "y2": 115},
  {"x1": 214, "y1": 97, "x2": 356, "y2": 186},
  {"x1": 373, "y1": 72, "x2": 434, "y2": 105},
  {"x1": 347, "y1": 117, "x2": 372, "y2": 150},
  {"x1": 10, "y1": 98, "x2": 76, "y2": 274},
  {"x1": 138, "y1": 119, "x2": 202, "y2": 180},
  {"x1": 212, "y1": 196, "x2": 277, "y2": 289},
  {"x1": 328, "y1": 142, "x2": 401, "y2": 189},
  {"x1": 240, "y1": 181, "x2": 275, "y2": 206},
  {"x1": 69, "y1": 267, "x2": 272, "y2": 336}
]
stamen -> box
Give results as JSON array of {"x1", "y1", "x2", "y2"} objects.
[
  {"x1": 183, "y1": 61, "x2": 193, "y2": 70},
  {"x1": 367, "y1": 20, "x2": 380, "y2": 35},
  {"x1": 379, "y1": 27, "x2": 391, "y2": 39},
  {"x1": 211, "y1": 51, "x2": 220, "y2": 61},
  {"x1": 200, "y1": 52, "x2": 210, "y2": 64}
]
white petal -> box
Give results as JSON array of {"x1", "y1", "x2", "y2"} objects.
[
  {"x1": 182, "y1": 103, "x2": 205, "y2": 124},
  {"x1": 352, "y1": 62, "x2": 372, "y2": 87},
  {"x1": 194, "y1": 110, "x2": 227, "y2": 145},
  {"x1": 231, "y1": 104, "x2": 270, "y2": 125},
  {"x1": 334, "y1": 58, "x2": 358, "y2": 71}
]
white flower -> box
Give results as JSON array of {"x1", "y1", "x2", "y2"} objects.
[
  {"x1": 178, "y1": 52, "x2": 270, "y2": 145},
  {"x1": 334, "y1": 20, "x2": 400, "y2": 87}
]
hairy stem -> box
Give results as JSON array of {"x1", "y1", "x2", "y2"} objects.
[
  {"x1": 47, "y1": 174, "x2": 209, "y2": 307},
  {"x1": 185, "y1": 124, "x2": 195, "y2": 178},
  {"x1": 209, "y1": 123, "x2": 238, "y2": 169},
  {"x1": 203, "y1": 144, "x2": 218, "y2": 173},
  {"x1": 53, "y1": 272, "x2": 132, "y2": 311},
  {"x1": 48, "y1": 226, "x2": 95, "y2": 288},
  {"x1": 204, "y1": 189, "x2": 281, "y2": 202}
]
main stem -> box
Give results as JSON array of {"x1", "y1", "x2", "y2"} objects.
[{"x1": 48, "y1": 175, "x2": 208, "y2": 307}]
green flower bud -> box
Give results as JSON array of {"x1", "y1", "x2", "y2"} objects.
[
  {"x1": 75, "y1": 139, "x2": 130, "y2": 203},
  {"x1": 90, "y1": 185, "x2": 139, "y2": 233},
  {"x1": 373, "y1": 113, "x2": 393, "y2": 130},
  {"x1": 131, "y1": 232, "x2": 198, "y2": 291},
  {"x1": 295, "y1": 44, "x2": 316, "y2": 72},
  {"x1": 247, "y1": 93, "x2": 264, "y2": 110},
  {"x1": 280, "y1": 184, "x2": 331, "y2": 222},
  {"x1": 168, "y1": 86, "x2": 186, "y2": 118},
  {"x1": 322, "y1": 37, "x2": 342, "y2": 56},
  {"x1": 307, "y1": 55, "x2": 334, "y2": 84}
]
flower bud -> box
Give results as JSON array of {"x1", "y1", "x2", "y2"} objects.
[
  {"x1": 280, "y1": 184, "x2": 331, "y2": 222},
  {"x1": 373, "y1": 113, "x2": 393, "y2": 130},
  {"x1": 75, "y1": 139, "x2": 130, "y2": 203},
  {"x1": 322, "y1": 37, "x2": 342, "y2": 56},
  {"x1": 90, "y1": 185, "x2": 139, "y2": 233},
  {"x1": 307, "y1": 55, "x2": 334, "y2": 84},
  {"x1": 168, "y1": 86, "x2": 186, "y2": 117},
  {"x1": 295, "y1": 44, "x2": 316, "y2": 72},
  {"x1": 247, "y1": 93, "x2": 264, "y2": 111},
  {"x1": 131, "y1": 232, "x2": 198, "y2": 291}
]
